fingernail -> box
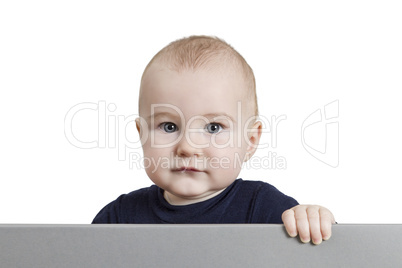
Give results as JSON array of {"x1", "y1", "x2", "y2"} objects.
[
  {"x1": 313, "y1": 238, "x2": 322, "y2": 245},
  {"x1": 300, "y1": 237, "x2": 310, "y2": 243}
]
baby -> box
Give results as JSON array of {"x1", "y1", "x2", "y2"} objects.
[{"x1": 92, "y1": 35, "x2": 335, "y2": 245}]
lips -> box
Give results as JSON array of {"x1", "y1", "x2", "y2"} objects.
[{"x1": 173, "y1": 167, "x2": 202, "y2": 172}]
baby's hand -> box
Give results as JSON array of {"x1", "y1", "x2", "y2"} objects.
[{"x1": 282, "y1": 205, "x2": 335, "y2": 245}]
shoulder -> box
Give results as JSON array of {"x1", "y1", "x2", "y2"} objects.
[
  {"x1": 236, "y1": 179, "x2": 289, "y2": 198},
  {"x1": 121, "y1": 185, "x2": 156, "y2": 202},
  {"x1": 92, "y1": 185, "x2": 158, "y2": 223},
  {"x1": 237, "y1": 179, "x2": 299, "y2": 223},
  {"x1": 249, "y1": 179, "x2": 295, "y2": 199},
  {"x1": 114, "y1": 185, "x2": 157, "y2": 207}
]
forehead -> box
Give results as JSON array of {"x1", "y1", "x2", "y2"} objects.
[{"x1": 139, "y1": 63, "x2": 250, "y2": 118}]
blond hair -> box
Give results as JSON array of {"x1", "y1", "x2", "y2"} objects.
[{"x1": 140, "y1": 35, "x2": 258, "y2": 115}]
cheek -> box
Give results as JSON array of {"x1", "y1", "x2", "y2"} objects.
[
  {"x1": 151, "y1": 131, "x2": 181, "y2": 146},
  {"x1": 210, "y1": 153, "x2": 243, "y2": 182},
  {"x1": 210, "y1": 131, "x2": 233, "y2": 147},
  {"x1": 206, "y1": 146, "x2": 247, "y2": 170},
  {"x1": 143, "y1": 145, "x2": 171, "y2": 159},
  {"x1": 142, "y1": 146, "x2": 171, "y2": 170}
]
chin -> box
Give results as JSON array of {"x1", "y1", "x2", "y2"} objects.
[{"x1": 169, "y1": 181, "x2": 210, "y2": 197}]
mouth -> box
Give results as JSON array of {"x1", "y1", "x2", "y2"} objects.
[{"x1": 173, "y1": 167, "x2": 203, "y2": 172}]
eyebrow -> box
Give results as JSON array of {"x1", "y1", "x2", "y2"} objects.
[
  {"x1": 202, "y1": 113, "x2": 236, "y2": 123},
  {"x1": 146, "y1": 112, "x2": 181, "y2": 121},
  {"x1": 145, "y1": 112, "x2": 236, "y2": 123}
]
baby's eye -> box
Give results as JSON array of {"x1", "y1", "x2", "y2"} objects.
[
  {"x1": 205, "y1": 123, "x2": 222, "y2": 134},
  {"x1": 160, "y1": 122, "x2": 178, "y2": 133}
]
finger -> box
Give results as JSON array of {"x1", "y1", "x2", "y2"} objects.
[
  {"x1": 307, "y1": 206, "x2": 322, "y2": 245},
  {"x1": 282, "y1": 209, "x2": 297, "y2": 237},
  {"x1": 319, "y1": 207, "x2": 335, "y2": 240},
  {"x1": 294, "y1": 206, "x2": 310, "y2": 243}
]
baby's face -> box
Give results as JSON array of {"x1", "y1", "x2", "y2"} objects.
[{"x1": 137, "y1": 63, "x2": 261, "y2": 205}]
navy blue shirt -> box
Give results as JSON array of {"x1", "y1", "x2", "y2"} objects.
[{"x1": 92, "y1": 179, "x2": 298, "y2": 224}]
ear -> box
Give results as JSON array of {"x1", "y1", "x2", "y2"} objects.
[
  {"x1": 135, "y1": 117, "x2": 142, "y2": 138},
  {"x1": 244, "y1": 120, "x2": 262, "y2": 162},
  {"x1": 136, "y1": 117, "x2": 149, "y2": 146}
]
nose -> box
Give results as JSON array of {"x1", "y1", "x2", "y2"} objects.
[{"x1": 176, "y1": 134, "x2": 204, "y2": 157}]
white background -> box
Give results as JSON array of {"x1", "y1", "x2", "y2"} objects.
[{"x1": 0, "y1": 1, "x2": 401, "y2": 224}]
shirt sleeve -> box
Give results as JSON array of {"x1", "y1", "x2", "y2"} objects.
[
  {"x1": 252, "y1": 183, "x2": 299, "y2": 223},
  {"x1": 91, "y1": 194, "x2": 125, "y2": 224}
]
